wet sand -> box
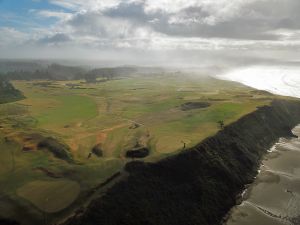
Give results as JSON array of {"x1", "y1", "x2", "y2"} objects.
[{"x1": 226, "y1": 125, "x2": 300, "y2": 225}]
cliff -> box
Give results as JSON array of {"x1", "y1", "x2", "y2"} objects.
[{"x1": 64, "y1": 99, "x2": 300, "y2": 225}]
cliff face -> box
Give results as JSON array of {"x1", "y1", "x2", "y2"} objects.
[{"x1": 64, "y1": 99, "x2": 300, "y2": 225}]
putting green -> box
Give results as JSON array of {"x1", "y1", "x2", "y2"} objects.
[{"x1": 17, "y1": 179, "x2": 80, "y2": 213}]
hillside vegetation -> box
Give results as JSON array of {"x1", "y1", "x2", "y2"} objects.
[{"x1": 0, "y1": 76, "x2": 24, "y2": 104}]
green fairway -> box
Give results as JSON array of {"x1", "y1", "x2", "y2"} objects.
[
  {"x1": 11, "y1": 76, "x2": 274, "y2": 157},
  {"x1": 12, "y1": 83, "x2": 98, "y2": 129},
  {"x1": 36, "y1": 95, "x2": 98, "y2": 127}
]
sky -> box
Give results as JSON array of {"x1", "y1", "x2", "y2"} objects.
[{"x1": 1, "y1": 0, "x2": 300, "y2": 65}]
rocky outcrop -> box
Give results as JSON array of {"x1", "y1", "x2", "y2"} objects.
[{"x1": 63, "y1": 99, "x2": 300, "y2": 225}]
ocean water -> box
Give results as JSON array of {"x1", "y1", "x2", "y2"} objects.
[
  {"x1": 219, "y1": 66, "x2": 300, "y2": 225},
  {"x1": 217, "y1": 66, "x2": 300, "y2": 98},
  {"x1": 225, "y1": 123, "x2": 300, "y2": 225}
]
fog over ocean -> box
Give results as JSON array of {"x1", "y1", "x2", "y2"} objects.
[{"x1": 218, "y1": 66, "x2": 300, "y2": 99}]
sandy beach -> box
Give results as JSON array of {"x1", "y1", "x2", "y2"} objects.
[
  {"x1": 219, "y1": 66, "x2": 300, "y2": 225},
  {"x1": 226, "y1": 125, "x2": 300, "y2": 225}
]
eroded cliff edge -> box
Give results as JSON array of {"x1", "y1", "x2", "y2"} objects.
[{"x1": 64, "y1": 99, "x2": 300, "y2": 225}]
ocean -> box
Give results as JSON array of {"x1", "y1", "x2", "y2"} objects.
[
  {"x1": 218, "y1": 66, "x2": 300, "y2": 98},
  {"x1": 219, "y1": 66, "x2": 300, "y2": 225}
]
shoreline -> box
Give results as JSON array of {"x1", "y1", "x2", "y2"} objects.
[
  {"x1": 62, "y1": 99, "x2": 300, "y2": 225},
  {"x1": 226, "y1": 125, "x2": 300, "y2": 225},
  {"x1": 221, "y1": 135, "x2": 296, "y2": 225}
]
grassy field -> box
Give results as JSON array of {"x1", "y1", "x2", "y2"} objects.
[
  {"x1": 0, "y1": 73, "x2": 276, "y2": 224},
  {"x1": 12, "y1": 75, "x2": 272, "y2": 157}
]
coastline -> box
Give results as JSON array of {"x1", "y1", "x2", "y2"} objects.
[
  {"x1": 218, "y1": 67, "x2": 300, "y2": 225},
  {"x1": 226, "y1": 125, "x2": 300, "y2": 225},
  {"x1": 63, "y1": 99, "x2": 300, "y2": 225}
]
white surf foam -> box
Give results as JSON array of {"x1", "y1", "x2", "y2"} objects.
[{"x1": 217, "y1": 66, "x2": 300, "y2": 98}]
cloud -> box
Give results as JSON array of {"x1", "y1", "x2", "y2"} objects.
[
  {"x1": 49, "y1": 0, "x2": 122, "y2": 11},
  {"x1": 141, "y1": 0, "x2": 300, "y2": 40},
  {"x1": 37, "y1": 33, "x2": 71, "y2": 44},
  {"x1": 35, "y1": 10, "x2": 73, "y2": 20},
  {"x1": 2, "y1": 0, "x2": 300, "y2": 61},
  {"x1": 53, "y1": 0, "x2": 300, "y2": 42},
  {"x1": 0, "y1": 27, "x2": 29, "y2": 47},
  {"x1": 26, "y1": 0, "x2": 300, "y2": 51},
  {"x1": 268, "y1": 29, "x2": 300, "y2": 41}
]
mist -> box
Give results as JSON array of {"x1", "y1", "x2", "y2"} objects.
[{"x1": 2, "y1": 0, "x2": 300, "y2": 96}]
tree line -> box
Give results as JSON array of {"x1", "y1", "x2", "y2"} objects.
[{"x1": 0, "y1": 64, "x2": 137, "y2": 83}]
